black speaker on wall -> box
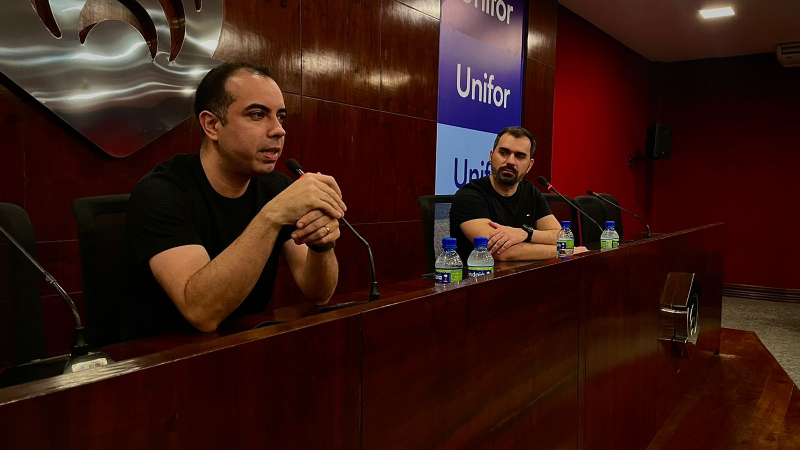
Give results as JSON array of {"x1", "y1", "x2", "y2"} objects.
[{"x1": 646, "y1": 124, "x2": 672, "y2": 159}]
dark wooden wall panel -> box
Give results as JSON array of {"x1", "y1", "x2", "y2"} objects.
[
  {"x1": 0, "y1": 87, "x2": 25, "y2": 207},
  {"x1": 0, "y1": 0, "x2": 560, "y2": 356},
  {"x1": 528, "y1": 0, "x2": 558, "y2": 68},
  {"x1": 524, "y1": 0, "x2": 558, "y2": 185},
  {"x1": 301, "y1": 0, "x2": 382, "y2": 108},
  {"x1": 24, "y1": 119, "x2": 193, "y2": 242},
  {"x1": 40, "y1": 292, "x2": 84, "y2": 358},
  {"x1": 335, "y1": 221, "x2": 427, "y2": 298},
  {"x1": 381, "y1": 0, "x2": 439, "y2": 120},
  {"x1": 524, "y1": 60, "x2": 555, "y2": 142},
  {"x1": 524, "y1": 139, "x2": 552, "y2": 189},
  {"x1": 395, "y1": 0, "x2": 440, "y2": 19},
  {"x1": 215, "y1": 0, "x2": 302, "y2": 94},
  {"x1": 298, "y1": 98, "x2": 435, "y2": 223}
]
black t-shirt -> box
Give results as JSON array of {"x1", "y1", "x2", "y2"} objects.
[
  {"x1": 124, "y1": 153, "x2": 294, "y2": 339},
  {"x1": 450, "y1": 176, "x2": 552, "y2": 261}
]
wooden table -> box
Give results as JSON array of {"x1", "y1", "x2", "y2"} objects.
[{"x1": 0, "y1": 224, "x2": 724, "y2": 450}]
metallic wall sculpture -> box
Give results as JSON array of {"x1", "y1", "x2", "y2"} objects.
[{"x1": 0, "y1": 0, "x2": 223, "y2": 157}]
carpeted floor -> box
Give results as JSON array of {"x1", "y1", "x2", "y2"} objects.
[{"x1": 722, "y1": 296, "x2": 800, "y2": 386}]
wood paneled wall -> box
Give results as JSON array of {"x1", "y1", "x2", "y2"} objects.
[{"x1": 0, "y1": 0, "x2": 558, "y2": 355}]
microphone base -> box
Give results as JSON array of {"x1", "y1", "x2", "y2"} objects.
[
  {"x1": 63, "y1": 352, "x2": 115, "y2": 374},
  {"x1": 369, "y1": 283, "x2": 379, "y2": 302}
]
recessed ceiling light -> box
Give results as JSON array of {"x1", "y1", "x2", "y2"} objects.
[{"x1": 699, "y1": 7, "x2": 735, "y2": 19}]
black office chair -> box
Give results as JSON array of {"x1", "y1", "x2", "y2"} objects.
[
  {"x1": 418, "y1": 195, "x2": 455, "y2": 273},
  {"x1": 543, "y1": 193, "x2": 581, "y2": 242},
  {"x1": 0, "y1": 203, "x2": 46, "y2": 367},
  {"x1": 597, "y1": 193, "x2": 624, "y2": 238},
  {"x1": 574, "y1": 195, "x2": 608, "y2": 246},
  {"x1": 72, "y1": 194, "x2": 130, "y2": 347}
]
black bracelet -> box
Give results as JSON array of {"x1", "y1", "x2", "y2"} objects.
[
  {"x1": 308, "y1": 241, "x2": 336, "y2": 253},
  {"x1": 522, "y1": 224, "x2": 534, "y2": 243}
]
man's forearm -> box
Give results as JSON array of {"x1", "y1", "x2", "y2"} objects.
[
  {"x1": 494, "y1": 242, "x2": 557, "y2": 261},
  {"x1": 299, "y1": 249, "x2": 338, "y2": 304},
  {"x1": 530, "y1": 229, "x2": 559, "y2": 245},
  {"x1": 183, "y1": 212, "x2": 281, "y2": 331}
]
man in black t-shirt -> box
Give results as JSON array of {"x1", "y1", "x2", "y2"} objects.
[
  {"x1": 125, "y1": 62, "x2": 344, "y2": 338},
  {"x1": 450, "y1": 126, "x2": 568, "y2": 262}
]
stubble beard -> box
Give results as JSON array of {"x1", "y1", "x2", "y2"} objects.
[{"x1": 491, "y1": 164, "x2": 522, "y2": 186}]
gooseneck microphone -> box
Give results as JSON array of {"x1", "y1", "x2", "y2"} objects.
[
  {"x1": 286, "y1": 159, "x2": 379, "y2": 301},
  {"x1": 587, "y1": 190, "x2": 652, "y2": 238},
  {"x1": 536, "y1": 176, "x2": 604, "y2": 234},
  {"x1": 0, "y1": 225, "x2": 113, "y2": 380}
]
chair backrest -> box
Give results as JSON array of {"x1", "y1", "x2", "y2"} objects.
[
  {"x1": 574, "y1": 195, "x2": 608, "y2": 246},
  {"x1": 543, "y1": 193, "x2": 581, "y2": 241},
  {"x1": 0, "y1": 203, "x2": 46, "y2": 367},
  {"x1": 72, "y1": 194, "x2": 130, "y2": 347},
  {"x1": 597, "y1": 193, "x2": 624, "y2": 238},
  {"x1": 418, "y1": 195, "x2": 455, "y2": 273}
]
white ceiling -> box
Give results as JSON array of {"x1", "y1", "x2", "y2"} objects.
[{"x1": 558, "y1": 0, "x2": 800, "y2": 62}]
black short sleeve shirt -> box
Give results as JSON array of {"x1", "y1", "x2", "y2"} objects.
[
  {"x1": 124, "y1": 153, "x2": 294, "y2": 339},
  {"x1": 449, "y1": 176, "x2": 552, "y2": 261}
]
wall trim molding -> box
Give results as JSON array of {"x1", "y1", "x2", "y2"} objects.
[{"x1": 723, "y1": 284, "x2": 800, "y2": 303}]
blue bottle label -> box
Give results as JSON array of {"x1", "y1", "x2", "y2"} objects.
[
  {"x1": 435, "y1": 268, "x2": 463, "y2": 284},
  {"x1": 468, "y1": 267, "x2": 494, "y2": 278}
]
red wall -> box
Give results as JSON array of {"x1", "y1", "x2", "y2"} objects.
[
  {"x1": 651, "y1": 53, "x2": 800, "y2": 289},
  {"x1": 554, "y1": 6, "x2": 800, "y2": 289},
  {"x1": 552, "y1": 7, "x2": 653, "y2": 236}
]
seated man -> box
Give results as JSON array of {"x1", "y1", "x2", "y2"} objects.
[
  {"x1": 450, "y1": 126, "x2": 564, "y2": 262},
  {"x1": 124, "y1": 62, "x2": 343, "y2": 338}
]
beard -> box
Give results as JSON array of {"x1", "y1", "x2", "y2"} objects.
[{"x1": 491, "y1": 163, "x2": 524, "y2": 186}]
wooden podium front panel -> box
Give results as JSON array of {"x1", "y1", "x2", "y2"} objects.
[
  {"x1": 361, "y1": 261, "x2": 580, "y2": 450},
  {"x1": 653, "y1": 227, "x2": 724, "y2": 430},
  {"x1": 580, "y1": 238, "x2": 664, "y2": 450},
  {"x1": 0, "y1": 316, "x2": 362, "y2": 449},
  {"x1": 580, "y1": 225, "x2": 724, "y2": 450}
]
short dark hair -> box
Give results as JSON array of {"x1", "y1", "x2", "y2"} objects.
[
  {"x1": 493, "y1": 126, "x2": 536, "y2": 155},
  {"x1": 194, "y1": 61, "x2": 272, "y2": 125}
]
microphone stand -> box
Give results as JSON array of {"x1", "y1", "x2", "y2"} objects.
[
  {"x1": 286, "y1": 159, "x2": 379, "y2": 302},
  {"x1": 0, "y1": 225, "x2": 113, "y2": 387},
  {"x1": 536, "y1": 177, "x2": 604, "y2": 235},
  {"x1": 588, "y1": 191, "x2": 652, "y2": 238},
  {"x1": 338, "y1": 219, "x2": 380, "y2": 301}
]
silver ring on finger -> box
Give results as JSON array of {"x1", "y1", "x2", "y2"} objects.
[{"x1": 325, "y1": 226, "x2": 331, "y2": 236}]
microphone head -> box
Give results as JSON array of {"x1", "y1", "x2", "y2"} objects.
[
  {"x1": 587, "y1": 190, "x2": 597, "y2": 196},
  {"x1": 286, "y1": 158, "x2": 304, "y2": 176},
  {"x1": 536, "y1": 176, "x2": 550, "y2": 187}
]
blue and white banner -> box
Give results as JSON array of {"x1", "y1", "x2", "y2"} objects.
[{"x1": 435, "y1": 0, "x2": 526, "y2": 194}]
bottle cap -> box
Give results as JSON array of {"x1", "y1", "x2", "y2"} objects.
[
  {"x1": 442, "y1": 237, "x2": 457, "y2": 250},
  {"x1": 473, "y1": 237, "x2": 488, "y2": 247},
  {"x1": 605, "y1": 221, "x2": 615, "y2": 228},
  {"x1": 561, "y1": 221, "x2": 571, "y2": 229}
]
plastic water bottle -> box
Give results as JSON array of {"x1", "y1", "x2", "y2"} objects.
[
  {"x1": 467, "y1": 237, "x2": 494, "y2": 278},
  {"x1": 600, "y1": 221, "x2": 620, "y2": 252},
  {"x1": 556, "y1": 221, "x2": 575, "y2": 257},
  {"x1": 435, "y1": 238, "x2": 463, "y2": 284}
]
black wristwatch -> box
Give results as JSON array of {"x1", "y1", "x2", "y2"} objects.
[
  {"x1": 522, "y1": 224, "x2": 534, "y2": 243},
  {"x1": 309, "y1": 241, "x2": 336, "y2": 253}
]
